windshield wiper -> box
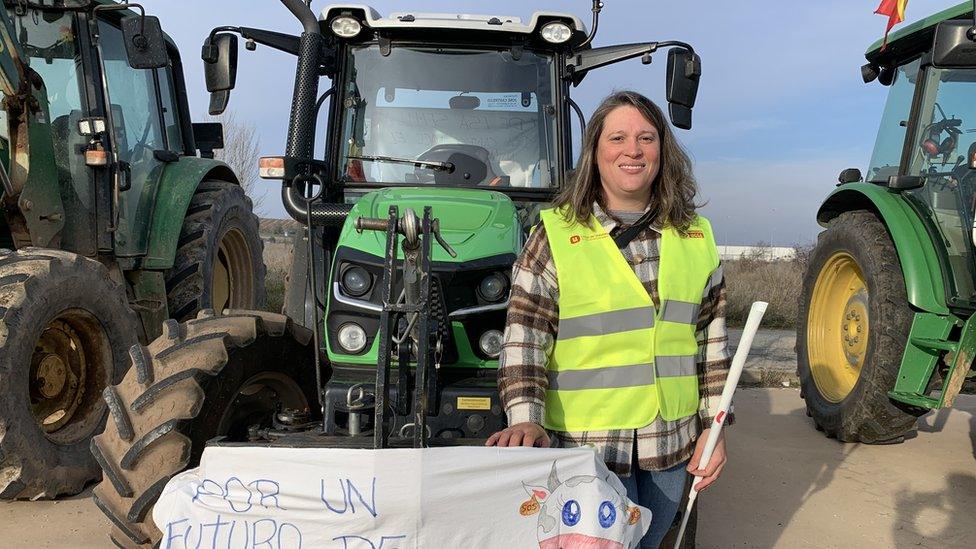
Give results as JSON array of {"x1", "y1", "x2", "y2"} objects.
[{"x1": 348, "y1": 155, "x2": 454, "y2": 173}]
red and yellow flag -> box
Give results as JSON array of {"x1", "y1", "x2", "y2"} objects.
[{"x1": 875, "y1": 0, "x2": 909, "y2": 49}]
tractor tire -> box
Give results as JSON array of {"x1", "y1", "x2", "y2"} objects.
[
  {"x1": 797, "y1": 210, "x2": 923, "y2": 443},
  {"x1": 165, "y1": 180, "x2": 265, "y2": 322},
  {"x1": 91, "y1": 310, "x2": 316, "y2": 548},
  {"x1": 0, "y1": 248, "x2": 140, "y2": 499}
]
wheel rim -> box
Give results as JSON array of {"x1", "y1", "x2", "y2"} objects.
[
  {"x1": 807, "y1": 251, "x2": 870, "y2": 403},
  {"x1": 29, "y1": 309, "x2": 112, "y2": 443},
  {"x1": 217, "y1": 373, "x2": 308, "y2": 440},
  {"x1": 212, "y1": 227, "x2": 254, "y2": 313}
]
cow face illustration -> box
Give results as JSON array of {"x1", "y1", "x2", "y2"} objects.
[{"x1": 519, "y1": 462, "x2": 647, "y2": 549}]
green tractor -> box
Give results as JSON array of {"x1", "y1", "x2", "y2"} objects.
[
  {"x1": 799, "y1": 2, "x2": 976, "y2": 442},
  {"x1": 0, "y1": 1, "x2": 265, "y2": 499},
  {"x1": 88, "y1": 1, "x2": 704, "y2": 546}
]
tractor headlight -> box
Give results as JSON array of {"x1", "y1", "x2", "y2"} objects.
[
  {"x1": 477, "y1": 273, "x2": 508, "y2": 302},
  {"x1": 331, "y1": 16, "x2": 362, "y2": 38},
  {"x1": 540, "y1": 22, "x2": 572, "y2": 44},
  {"x1": 479, "y1": 330, "x2": 503, "y2": 358},
  {"x1": 338, "y1": 323, "x2": 368, "y2": 353},
  {"x1": 341, "y1": 265, "x2": 372, "y2": 297}
]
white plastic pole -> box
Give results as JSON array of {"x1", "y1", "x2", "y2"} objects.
[{"x1": 673, "y1": 301, "x2": 768, "y2": 549}]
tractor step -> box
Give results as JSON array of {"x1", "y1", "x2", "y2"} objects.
[
  {"x1": 908, "y1": 337, "x2": 957, "y2": 353},
  {"x1": 938, "y1": 310, "x2": 976, "y2": 408},
  {"x1": 887, "y1": 391, "x2": 940, "y2": 408},
  {"x1": 889, "y1": 312, "x2": 976, "y2": 409}
]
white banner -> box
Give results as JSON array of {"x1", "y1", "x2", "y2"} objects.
[{"x1": 154, "y1": 446, "x2": 652, "y2": 549}]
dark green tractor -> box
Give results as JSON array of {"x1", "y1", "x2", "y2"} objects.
[
  {"x1": 0, "y1": 0, "x2": 264, "y2": 499},
  {"x1": 799, "y1": 2, "x2": 976, "y2": 442}
]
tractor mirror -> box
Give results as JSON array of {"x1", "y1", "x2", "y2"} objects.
[
  {"x1": 665, "y1": 49, "x2": 701, "y2": 130},
  {"x1": 192, "y1": 122, "x2": 224, "y2": 159},
  {"x1": 838, "y1": 168, "x2": 863, "y2": 184},
  {"x1": 202, "y1": 33, "x2": 239, "y2": 115},
  {"x1": 120, "y1": 15, "x2": 168, "y2": 69},
  {"x1": 933, "y1": 20, "x2": 976, "y2": 67}
]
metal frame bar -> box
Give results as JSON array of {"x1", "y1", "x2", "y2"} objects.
[{"x1": 372, "y1": 205, "x2": 399, "y2": 449}]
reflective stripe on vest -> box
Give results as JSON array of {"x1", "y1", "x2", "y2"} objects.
[
  {"x1": 659, "y1": 300, "x2": 700, "y2": 325},
  {"x1": 558, "y1": 306, "x2": 655, "y2": 340},
  {"x1": 540, "y1": 208, "x2": 719, "y2": 431},
  {"x1": 547, "y1": 363, "x2": 655, "y2": 390}
]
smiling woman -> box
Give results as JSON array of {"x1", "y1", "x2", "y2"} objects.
[
  {"x1": 487, "y1": 90, "x2": 730, "y2": 548},
  {"x1": 596, "y1": 106, "x2": 662, "y2": 211},
  {"x1": 550, "y1": 92, "x2": 699, "y2": 231}
]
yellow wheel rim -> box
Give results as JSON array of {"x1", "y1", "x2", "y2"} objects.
[
  {"x1": 807, "y1": 251, "x2": 870, "y2": 403},
  {"x1": 211, "y1": 227, "x2": 254, "y2": 313}
]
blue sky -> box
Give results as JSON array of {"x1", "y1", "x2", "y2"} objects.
[{"x1": 147, "y1": 0, "x2": 964, "y2": 245}]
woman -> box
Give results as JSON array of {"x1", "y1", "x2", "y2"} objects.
[{"x1": 486, "y1": 91, "x2": 730, "y2": 548}]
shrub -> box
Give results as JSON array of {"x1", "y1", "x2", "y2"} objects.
[
  {"x1": 724, "y1": 245, "x2": 810, "y2": 329},
  {"x1": 262, "y1": 241, "x2": 294, "y2": 314},
  {"x1": 264, "y1": 266, "x2": 288, "y2": 314}
]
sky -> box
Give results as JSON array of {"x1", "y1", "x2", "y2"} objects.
[{"x1": 143, "y1": 0, "x2": 966, "y2": 245}]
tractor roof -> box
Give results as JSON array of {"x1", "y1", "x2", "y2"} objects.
[
  {"x1": 866, "y1": 1, "x2": 971, "y2": 65},
  {"x1": 320, "y1": 4, "x2": 587, "y2": 45}
]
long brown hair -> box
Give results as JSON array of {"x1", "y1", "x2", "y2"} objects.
[{"x1": 553, "y1": 91, "x2": 698, "y2": 231}]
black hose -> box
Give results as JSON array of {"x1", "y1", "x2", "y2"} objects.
[
  {"x1": 282, "y1": 186, "x2": 352, "y2": 226},
  {"x1": 578, "y1": 0, "x2": 603, "y2": 50}
]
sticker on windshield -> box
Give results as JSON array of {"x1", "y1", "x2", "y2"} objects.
[{"x1": 376, "y1": 89, "x2": 536, "y2": 112}]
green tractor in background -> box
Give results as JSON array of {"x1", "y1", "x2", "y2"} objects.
[
  {"x1": 88, "y1": 1, "x2": 704, "y2": 546},
  {"x1": 799, "y1": 2, "x2": 976, "y2": 442},
  {"x1": 0, "y1": 1, "x2": 264, "y2": 499}
]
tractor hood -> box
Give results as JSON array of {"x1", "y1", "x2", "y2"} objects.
[{"x1": 339, "y1": 187, "x2": 521, "y2": 262}]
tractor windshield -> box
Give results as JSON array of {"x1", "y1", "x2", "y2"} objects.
[
  {"x1": 336, "y1": 45, "x2": 557, "y2": 192},
  {"x1": 905, "y1": 66, "x2": 976, "y2": 302}
]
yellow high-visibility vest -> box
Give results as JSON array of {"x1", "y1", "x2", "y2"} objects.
[{"x1": 540, "y1": 208, "x2": 720, "y2": 431}]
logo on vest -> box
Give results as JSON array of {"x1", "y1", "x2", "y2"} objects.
[
  {"x1": 569, "y1": 235, "x2": 581, "y2": 244},
  {"x1": 686, "y1": 230, "x2": 704, "y2": 239}
]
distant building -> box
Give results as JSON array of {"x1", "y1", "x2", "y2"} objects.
[{"x1": 717, "y1": 245, "x2": 796, "y2": 261}]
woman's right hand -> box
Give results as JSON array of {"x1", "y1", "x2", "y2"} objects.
[{"x1": 485, "y1": 422, "x2": 551, "y2": 448}]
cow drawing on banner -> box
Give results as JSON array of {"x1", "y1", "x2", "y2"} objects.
[{"x1": 519, "y1": 462, "x2": 649, "y2": 549}]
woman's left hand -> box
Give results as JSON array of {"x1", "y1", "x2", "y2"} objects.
[{"x1": 686, "y1": 428, "x2": 726, "y2": 492}]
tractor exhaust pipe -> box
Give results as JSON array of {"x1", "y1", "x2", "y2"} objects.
[
  {"x1": 280, "y1": 0, "x2": 319, "y2": 34},
  {"x1": 281, "y1": 0, "x2": 322, "y2": 160},
  {"x1": 282, "y1": 187, "x2": 352, "y2": 227},
  {"x1": 279, "y1": 0, "x2": 347, "y2": 227}
]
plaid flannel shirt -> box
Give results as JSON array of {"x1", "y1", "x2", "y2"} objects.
[{"x1": 498, "y1": 203, "x2": 731, "y2": 475}]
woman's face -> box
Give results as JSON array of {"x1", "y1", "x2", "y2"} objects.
[{"x1": 596, "y1": 105, "x2": 661, "y2": 208}]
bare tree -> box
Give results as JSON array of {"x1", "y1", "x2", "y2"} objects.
[{"x1": 210, "y1": 111, "x2": 264, "y2": 212}]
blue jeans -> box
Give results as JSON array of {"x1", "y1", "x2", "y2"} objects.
[{"x1": 618, "y1": 459, "x2": 689, "y2": 549}]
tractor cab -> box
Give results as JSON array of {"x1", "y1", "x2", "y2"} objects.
[
  {"x1": 864, "y1": 13, "x2": 976, "y2": 305},
  {"x1": 327, "y1": 11, "x2": 569, "y2": 243}
]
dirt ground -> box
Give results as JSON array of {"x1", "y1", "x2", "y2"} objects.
[{"x1": 1, "y1": 388, "x2": 973, "y2": 548}]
